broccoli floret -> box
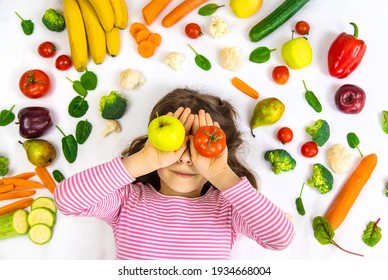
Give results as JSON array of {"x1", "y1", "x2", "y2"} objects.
[
  {"x1": 42, "y1": 9, "x2": 65, "y2": 32},
  {"x1": 307, "y1": 163, "x2": 334, "y2": 194},
  {"x1": 306, "y1": 119, "x2": 330, "y2": 147},
  {"x1": 0, "y1": 155, "x2": 10, "y2": 177},
  {"x1": 264, "y1": 149, "x2": 296, "y2": 175},
  {"x1": 99, "y1": 91, "x2": 128, "y2": 120}
]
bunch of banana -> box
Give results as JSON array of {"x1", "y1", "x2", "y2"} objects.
[{"x1": 63, "y1": 0, "x2": 128, "y2": 71}]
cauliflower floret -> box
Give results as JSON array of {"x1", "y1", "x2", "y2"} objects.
[
  {"x1": 164, "y1": 52, "x2": 184, "y2": 71},
  {"x1": 120, "y1": 69, "x2": 144, "y2": 90},
  {"x1": 209, "y1": 16, "x2": 228, "y2": 38},
  {"x1": 327, "y1": 144, "x2": 353, "y2": 174},
  {"x1": 219, "y1": 46, "x2": 242, "y2": 71},
  {"x1": 102, "y1": 120, "x2": 121, "y2": 137}
]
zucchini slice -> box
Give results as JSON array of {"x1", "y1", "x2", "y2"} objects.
[
  {"x1": 0, "y1": 209, "x2": 29, "y2": 240},
  {"x1": 27, "y1": 207, "x2": 56, "y2": 228},
  {"x1": 28, "y1": 224, "x2": 52, "y2": 245},
  {"x1": 31, "y1": 197, "x2": 57, "y2": 213}
]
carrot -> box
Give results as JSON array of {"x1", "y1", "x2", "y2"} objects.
[
  {"x1": 0, "y1": 190, "x2": 36, "y2": 201},
  {"x1": 0, "y1": 184, "x2": 14, "y2": 194},
  {"x1": 231, "y1": 76, "x2": 259, "y2": 99},
  {"x1": 138, "y1": 40, "x2": 156, "y2": 58},
  {"x1": 35, "y1": 166, "x2": 57, "y2": 194},
  {"x1": 129, "y1": 22, "x2": 148, "y2": 37},
  {"x1": 162, "y1": 0, "x2": 208, "y2": 28},
  {"x1": 142, "y1": 0, "x2": 172, "y2": 26},
  {"x1": 1, "y1": 178, "x2": 44, "y2": 190},
  {"x1": 135, "y1": 29, "x2": 151, "y2": 44},
  {"x1": 10, "y1": 172, "x2": 36, "y2": 180},
  {"x1": 147, "y1": 32, "x2": 162, "y2": 47},
  {"x1": 324, "y1": 153, "x2": 378, "y2": 230},
  {"x1": 0, "y1": 198, "x2": 34, "y2": 215}
]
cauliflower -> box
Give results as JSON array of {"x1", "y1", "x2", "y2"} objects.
[
  {"x1": 164, "y1": 52, "x2": 184, "y2": 71},
  {"x1": 219, "y1": 46, "x2": 242, "y2": 71},
  {"x1": 209, "y1": 16, "x2": 228, "y2": 38},
  {"x1": 327, "y1": 144, "x2": 353, "y2": 174},
  {"x1": 102, "y1": 120, "x2": 121, "y2": 137},
  {"x1": 120, "y1": 69, "x2": 144, "y2": 90}
]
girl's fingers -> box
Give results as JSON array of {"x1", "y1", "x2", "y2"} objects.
[
  {"x1": 173, "y1": 107, "x2": 184, "y2": 118},
  {"x1": 198, "y1": 109, "x2": 213, "y2": 126},
  {"x1": 183, "y1": 114, "x2": 195, "y2": 135}
]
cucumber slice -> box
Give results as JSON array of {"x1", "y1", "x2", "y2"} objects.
[
  {"x1": 31, "y1": 197, "x2": 57, "y2": 213},
  {"x1": 28, "y1": 224, "x2": 52, "y2": 245},
  {"x1": 0, "y1": 209, "x2": 29, "y2": 240},
  {"x1": 27, "y1": 207, "x2": 56, "y2": 228}
]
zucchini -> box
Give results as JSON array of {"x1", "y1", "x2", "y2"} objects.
[
  {"x1": 28, "y1": 224, "x2": 52, "y2": 245},
  {"x1": 249, "y1": 0, "x2": 310, "y2": 42},
  {"x1": 0, "y1": 209, "x2": 29, "y2": 240},
  {"x1": 27, "y1": 207, "x2": 56, "y2": 228},
  {"x1": 31, "y1": 197, "x2": 57, "y2": 213}
]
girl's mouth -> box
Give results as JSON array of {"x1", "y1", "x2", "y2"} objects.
[{"x1": 173, "y1": 171, "x2": 195, "y2": 178}]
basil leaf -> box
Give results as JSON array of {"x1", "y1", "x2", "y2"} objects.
[
  {"x1": 249, "y1": 46, "x2": 276, "y2": 63},
  {"x1": 61, "y1": 134, "x2": 78, "y2": 163},
  {"x1": 312, "y1": 216, "x2": 334, "y2": 245},
  {"x1": 66, "y1": 77, "x2": 88, "y2": 96},
  {"x1": 362, "y1": 219, "x2": 382, "y2": 247},
  {"x1": 52, "y1": 170, "x2": 65, "y2": 183},
  {"x1": 68, "y1": 96, "x2": 89, "y2": 118},
  {"x1": 0, "y1": 105, "x2": 15, "y2": 126},
  {"x1": 75, "y1": 119, "x2": 92, "y2": 144},
  {"x1": 81, "y1": 69, "x2": 97, "y2": 90},
  {"x1": 198, "y1": 4, "x2": 224, "y2": 16},
  {"x1": 382, "y1": 111, "x2": 388, "y2": 134},
  {"x1": 303, "y1": 80, "x2": 322, "y2": 112},
  {"x1": 347, "y1": 132, "x2": 363, "y2": 157}
]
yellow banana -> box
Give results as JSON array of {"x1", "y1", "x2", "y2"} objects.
[
  {"x1": 105, "y1": 27, "x2": 121, "y2": 57},
  {"x1": 118, "y1": 0, "x2": 129, "y2": 29},
  {"x1": 76, "y1": 0, "x2": 106, "y2": 65},
  {"x1": 109, "y1": 0, "x2": 128, "y2": 29},
  {"x1": 87, "y1": 0, "x2": 115, "y2": 32},
  {"x1": 63, "y1": 0, "x2": 88, "y2": 72}
]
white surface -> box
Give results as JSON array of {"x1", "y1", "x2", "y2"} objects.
[{"x1": 1, "y1": 0, "x2": 387, "y2": 260}]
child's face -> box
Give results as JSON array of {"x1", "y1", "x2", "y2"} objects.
[{"x1": 157, "y1": 148, "x2": 207, "y2": 198}]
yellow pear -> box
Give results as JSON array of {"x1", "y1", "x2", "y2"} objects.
[
  {"x1": 229, "y1": 0, "x2": 263, "y2": 18},
  {"x1": 250, "y1": 98, "x2": 285, "y2": 137}
]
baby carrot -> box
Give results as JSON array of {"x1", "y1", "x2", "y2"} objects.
[
  {"x1": 0, "y1": 198, "x2": 34, "y2": 215},
  {"x1": 0, "y1": 190, "x2": 36, "y2": 201},
  {"x1": 324, "y1": 153, "x2": 378, "y2": 230},
  {"x1": 162, "y1": 0, "x2": 208, "y2": 28},
  {"x1": 1, "y1": 178, "x2": 45, "y2": 189},
  {"x1": 231, "y1": 76, "x2": 259, "y2": 99},
  {"x1": 35, "y1": 166, "x2": 57, "y2": 194},
  {"x1": 142, "y1": 0, "x2": 172, "y2": 26},
  {"x1": 10, "y1": 172, "x2": 36, "y2": 180},
  {"x1": 0, "y1": 184, "x2": 14, "y2": 194}
]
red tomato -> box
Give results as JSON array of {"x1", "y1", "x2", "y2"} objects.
[
  {"x1": 185, "y1": 23, "x2": 203, "y2": 39},
  {"x1": 38, "y1": 41, "x2": 56, "y2": 58},
  {"x1": 295, "y1": 21, "x2": 310, "y2": 35},
  {"x1": 277, "y1": 127, "x2": 293, "y2": 144},
  {"x1": 272, "y1": 65, "x2": 290, "y2": 85},
  {"x1": 301, "y1": 141, "x2": 319, "y2": 158},
  {"x1": 55, "y1": 54, "x2": 72, "y2": 71},
  {"x1": 193, "y1": 126, "x2": 226, "y2": 158},
  {"x1": 19, "y1": 69, "x2": 51, "y2": 99}
]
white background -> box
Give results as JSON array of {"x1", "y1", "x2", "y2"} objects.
[{"x1": 1, "y1": 0, "x2": 387, "y2": 261}]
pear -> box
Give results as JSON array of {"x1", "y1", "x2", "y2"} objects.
[
  {"x1": 19, "y1": 139, "x2": 56, "y2": 167},
  {"x1": 250, "y1": 98, "x2": 285, "y2": 137},
  {"x1": 229, "y1": 0, "x2": 263, "y2": 18}
]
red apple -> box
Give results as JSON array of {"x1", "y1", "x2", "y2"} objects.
[{"x1": 334, "y1": 84, "x2": 366, "y2": 114}]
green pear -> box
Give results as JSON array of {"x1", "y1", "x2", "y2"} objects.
[
  {"x1": 20, "y1": 139, "x2": 56, "y2": 167},
  {"x1": 250, "y1": 98, "x2": 285, "y2": 137}
]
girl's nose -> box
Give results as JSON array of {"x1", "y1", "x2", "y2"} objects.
[{"x1": 177, "y1": 147, "x2": 192, "y2": 164}]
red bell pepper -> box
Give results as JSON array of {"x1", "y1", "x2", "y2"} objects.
[{"x1": 327, "y1": 22, "x2": 367, "y2": 79}]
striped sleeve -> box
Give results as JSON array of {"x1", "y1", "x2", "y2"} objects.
[
  {"x1": 221, "y1": 178, "x2": 295, "y2": 250},
  {"x1": 54, "y1": 156, "x2": 135, "y2": 225}
]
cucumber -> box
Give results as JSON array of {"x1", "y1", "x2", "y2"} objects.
[
  {"x1": 28, "y1": 224, "x2": 52, "y2": 245},
  {"x1": 249, "y1": 0, "x2": 310, "y2": 42},
  {"x1": 0, "y1": 209, "x2": 29, "y2": 240},
  {"x1": 31, "y1": 197, "x2": 57, "y2": 213},
  {"x1": 27, "y1": 207, "x2": 56, "y2": 228}
]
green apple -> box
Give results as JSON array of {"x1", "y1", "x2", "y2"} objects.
[{"x1": 148, "y1": 115, "x2": 185, "y2": 152}]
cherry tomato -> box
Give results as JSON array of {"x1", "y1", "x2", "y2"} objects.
[
  {"x1": 301, "y1": 141, "x2": 319, "y2": 158},
  {"x1": 38, "y1": 41, "x2": 56, "y2": 58},
  {"x1": 276, "y1": 127, "x2": 293, "y2": 144},
  {"x1": 55, "y1": 54, "x2": 72, "y2": 71},
  {"x1": 193, "y1": 126, "x2": 226, "y2": 158},
  {"x1": 19, "y1": 69, "x2": 51, "y2": 99},
  {"x1": 295, "y1": 21, "x2": 310, "y2": 35},
  {"x1": 185, "y1": 23, "x2": 203, "y2": 39},
  {"x1": 272, "y1": 65, "x2": 290, "y2": 85}
]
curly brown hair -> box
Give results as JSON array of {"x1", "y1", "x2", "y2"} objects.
[{"x1": 121, "y1": 88, "x2": 257, "y2": 193}]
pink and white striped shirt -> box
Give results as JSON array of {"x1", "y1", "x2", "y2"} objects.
[{"x1": 54, "y1": 157, "x2": 295, "y2": 259}]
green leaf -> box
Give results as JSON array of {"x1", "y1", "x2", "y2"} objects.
[
  {"x1": 295, "y1": 182, "x2": 306, "y2": 215},
  {"x1": 346, "y1": 132, "x2": 363, "y2": 157},
  {"x1": 249, "y1": 46, "x2": 276, "y2": 63},
  {"x1": 303, "y1": 80, "x2": 322, "y2": 113},
  {"x1": 188, "y1": 44, "x2": 211, "y2": 71},
  {"x1": 362, "y1": 218, "x2": 382, "y2": 247},
  {"x1": 15, "y1": 12, "x2": 34, "y2": 35},
  {"x1": 198, "y1": 3, "x2": 224, "y2": 16},
  {"x1": 68, "y1": 96, "x2": 89, "y2": 118},
  {"x1": 312, "y1": 216, "x2": 334, "y2": 245},
  {"x1": 81, "y1": 69, "x2": 98, "y2": 90},
  {"x1": 75, "y1": 119, "x2": 92, "y2": 144},
  {"x1": 0, "y1": 105, "x2": 15, "y2": 126},
  {"x1": 52, "y1": 170, "x2": 65, "y2": 183},
  {"x1": 381, "y1": 111, "x2": 388, "y2": 134},
  {"x1": 66, "y1": 77, "x2": 88, "y2": 96},
  {"x1": 56, "y1": 125, "x2": 78, "y2": 164}
]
